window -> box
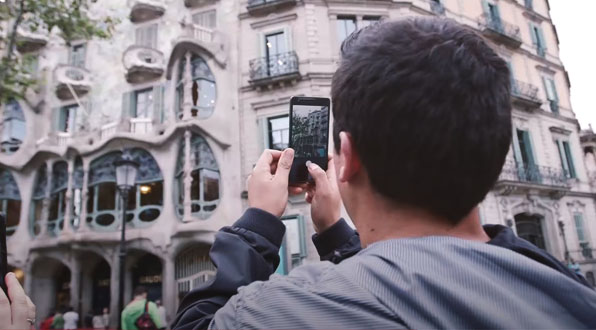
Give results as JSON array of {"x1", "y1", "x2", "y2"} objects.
[
  {"x1": 69, "y1": 44, "x2": 86, "y2": 68},
  {"x1": 542, "y1": 77, "x2": 559, "y2": 113},
  {"x1": 515, "y1": 213, "x2": 546, "y2": 250},
  {"x1": 361, "y1": 16, "x2": 381, "y2": 28},
  {"x1": 513, "y1": 129, "x2": 541, "y2": 183},
  {"x1": 525, "y1": 0, "x2": 533, "y2": 10},
  {"x1": 574, "y1": 213, "x2": 586, "y2": 243},
  {"x1": 0, "y1": 168, "x2": 21, "y2": 236},
  {"x1": 265, "y1": 31, "x2": 288, "y2": 76},
  {"x1": 556, "y1": 140, "x2": 576, "y2": 178},
  {"x1": 529, "y1": 23, "x2": 546, "y2": 57},
  {"x1": 122, "y1": 86, "x2": 164, "y2": 123},
  {"x1": 482, "y1": 0, "x2": 502, "y2": 25},
  {"x1": 267, "y1": 115, "x2": 289, "y2": 150},
  {"x1": 275, "y1": 216, "x2": 307, "y2": 275},
  {"x1": 175, "y1": 54, "x2": 216, "y2": 119},
  {"x1": 48, "y1": 161, "x2": 68, "y2": 236},
  {"x1": 57, "y1": 104, "x2": 79, "y2": 133},
  {"x1": 136, "y1": 24, "x2": 158, "y2": 48},
  {"x1": 30, "y1": 164, "x2": 47, "y2": 236},
  {"x1": 134, "y1": 88, "x2": 154, "y2": 118},
  {"x1": 1, "y1": 100, "x2": 26, "y2": 154},
  {"x1": 175, "y1": 134, "x2": 220, "y2": 219},
  {"x1": 337, "y1": 16, "x2": 357, "y2": 44},
  {"x1": 192, "y1": 10, "x2": 216, "y2": 28},
  {"x1": 87, "y1": 149, "x2": 163, "y2": 230}
]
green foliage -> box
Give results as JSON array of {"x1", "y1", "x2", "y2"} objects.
[{"x1": 0, "y1": 0, "x2": 116, "y2": 104}]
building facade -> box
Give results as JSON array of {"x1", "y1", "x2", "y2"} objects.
[{"x1": 1, "y1": 0, "x2": 595, "y2": 327}]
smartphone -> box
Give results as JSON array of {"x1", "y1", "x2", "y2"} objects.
[
  {"x1": 288, "y1": 96, "x2": 331, "y2": 184},
  {"x1": 0, "y1": 214, "x2": 8, "y2": 296}
]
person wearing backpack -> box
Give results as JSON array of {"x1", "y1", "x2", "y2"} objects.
[{"x1": 121, "y1": 286, "x2": 163, "y2": 330}]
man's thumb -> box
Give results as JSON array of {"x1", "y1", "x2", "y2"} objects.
[{"x1": 306, "y1": 161, "x2": 329, "y2": 190}]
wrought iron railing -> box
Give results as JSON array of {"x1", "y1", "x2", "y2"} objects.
[
  {"x1": 478, "y1": 14, "x2": 521, "y2": 42},
  {"x1": 498, "y1": 160, "x2": 570, "y2": 187},
  {"x1": 249, "y1": 51, "x2": 299, "y2": 82},
  {"x1": 511, "y1": 79, "x2": 539, "y2": 102}
]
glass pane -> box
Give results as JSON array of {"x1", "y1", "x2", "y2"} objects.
[
  {"x1": 87, "y1": 186, "x2": 95, "y2": 213},
  {"x1": 49, "y1": 194, "x2": 59, "y2": 221},
  {"x1": 337, "y1": 17, "x2": 356, "y2": 43},
  {"x1": 192, "y1": 10, "x2": 216, "y2": 28},
  {"x1": 265, "y1": 32, "x2": 286, "y2": 57},
  {"x1": 127, "y1": 187, "x2": 136, "y2": 210},
  {"x1": 97, "y1": 183, "x2": 117, "y2": 211},
  {"x1": 135, "y1": 88, "x2": 154, "y2": 118},
  {"x1": 282, "y1": 218, "x2": 301, "y2": 256},
  {"x1": 268, "y1": 116, "x2": 289, "y2": 150},
  {"x1": 5, "y1": 200, "x2": 21, "y2": 230},
  {"x1": 198, "y1": 80, "x2": 216, "y2": 108},
  {"x1": 139, "y1": 208, "x2": 160, "y2": 222},
  {"x1": 203, "y1": 170, "x2": 219, "y2": 202},
  {"x1": 361, "y1": 16, "x2": 380, "y2": 28},
  {"x1": 96, "y1": 214, "x2": 115, "y2": 226},
  {"x1": 191, "y1": 170, "x2": 201, "y2": 201},
  {"x1": 33, "y1": 199, "x2": 44, "y2": 223},
  {"x1": 139, "y1": 182, "x2": 163, "y2": 206}
]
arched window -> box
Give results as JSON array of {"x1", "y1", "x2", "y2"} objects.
[
  {"x1": 48, "y1": 161, "x2": 68, "y2": 236},
  {"x1": 1, "y1": 100, "x2": 26, "y2": 154},
  {"x1": 30, "y1": 164, "x2": 47, "y2": 236},
  {"x1": 175, "y1": 134, "x2": 220, "y2": 219},
  {"x1": 175, "y1": 54, "x2": 216, "y2": 120},
  {"x1": 72, "y1": 158, "x2": 84, "y2": 229},
  {"x1": 87, "y1": 149, "x2": 163, "y2": 230},
  {"x1": 0, "y1": 168, "x2": 21, "y2": 236}
]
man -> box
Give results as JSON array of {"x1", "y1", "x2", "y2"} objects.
[
  {"x1": 173, "y1": 17, "x2": 596, "y2": 329},
  {"x1": 63, "y1": 306, "x2": 79, "y2": 330},
  {"x1": 121, "y1": 286, "x2": 163, "y2": 330}
]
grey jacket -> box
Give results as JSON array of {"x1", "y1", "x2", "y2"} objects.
[{"x1": 212, "y1": 236, "x2": 596, "y2": 329}]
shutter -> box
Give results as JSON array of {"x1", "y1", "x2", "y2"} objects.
[
  {"x1": 150, "y1": 24, "x2": 158, "y2": 49},
  {"x1": 512, "y1": 129, "x2": 524, "y2": 166},
  {"x1": 121, "y1": 92, "x2": 135, "y2": 119},
  {"x1": 493, "y1": 3, "x2": 502, "y2": 23},
  {"x1": 52, "y1": 107, "x2": 63, "y2": 132},
  {"x1": 481, "y1": 0, "x2": 490, "y2": 15},
  {"x1": 258, "y1": 117, "x2": 269, "y2": 151},
  {"x1": 258, "y1": 32, "x2": 265, "y2": 57},
  {"x1": 135, "y1": 27, "x2": 142, "y2": 46},
  {"x1": 542, "y1": 77, "x2": 552, "y2": 101},
  {"x1": 283, "y1": 26, "x2": 292, "y2": 52},
  {"x1": 153, "y1": 84, "x2": 165, "y2": 123},
  {"x1": 522, "y1": 131, "x2": 536, "y2": 167},
  {"x1": 549, "y1": 78, "x2": 559, "y2": 101},
  {"x1": 574, "y1": 214, "x2": 585, "y2": 242},
  {"x1": 537, "y1": 26, "x2": 547, "y2": 50},
  {"x1": 563, "y1": 141, "x2": 576, "y2": 178},
  {"x1": 506, "y1": 61, "x2": 515, "y2": 90},
  {"x1": 529, "y1": 23, "x2": 538, "y2": 45}
]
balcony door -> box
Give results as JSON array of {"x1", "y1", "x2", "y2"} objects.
[
  {"x1": 513, "y1": 129, "x2": 541, "y2": 183},
  {"x1": 515, "y1": 213, "x2": 546, "y2": 250},
  {"x1": 482, "y1": 0, "x2": 502, "y2": 28},
  {"x1": 265, "y1": 31, "x2": 287, "y2": 77}
]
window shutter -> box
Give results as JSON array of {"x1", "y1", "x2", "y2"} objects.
[
  {"x1": 512, "y1": 129, "x2": 524, "y2": 166},
  {"x1": 529, "y1": 23, "x2": 538, "y2": 45},
  {"x1": 283, "y1": 26, "x2": 292, "y2": 52},
  {"x1": 52, "y1": 107, "x2": 63, "y2": 132},
  {"x1": 537, "y1": 26, "x2": 547, "y2": 50},
  {"x1": 77, "y1": 101, "x2": 90, "y2": 132},
  {"x1": 549, "y1": 79, "x2": 559, "y2": 101},
  {"x1": 556, "y1": 140, "x2": 569, "y2": 174},
  {"x1": 153, "y1": 84, "x2": 165, "y2": 123},
  {"x1": 493, "y1": 3, "x2": 502, "y2": 22},
  {"x1": 522, "y1": 131, "x2": 536, "y2": 166},
  {"x1": 135, "y1": 27, "x2": 142, "y2": 46},
  {"x1": 275, "y1": 236, "x2": 288, "y2": 275},
  {"x1": 506, "y1": 61, "x2": 515, "y2": 89},
  {"x1": 121, "y1": 92, "x2": 135, "y2": 119},
  {"x1": 258, "y1": 117, "x2": 269, "y2": 151},
  {"x1": 149, "y1": 24, "x2": 158, "y2": 49},
  {"x1": 563, "y1": 141, "x2": 576, "y2": 178},
  {"x1": 258, "y1": 32, "x2": 265, "y2": 57},
  {"x1": 542, "y1": 77, "x2": 552, "y2": 101},
  {"x1": 481, "y1": 0, "x2": 490, "y2": 15},
  {"x1": 574, "y1": 214, "x2": 585, "y2": 242}
]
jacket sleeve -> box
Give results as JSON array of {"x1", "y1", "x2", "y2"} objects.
[
  {"x1": 312, "y1": 218, "x2": 362, "y2": 264},
  {"x1": 171, "y1": 208, "x2": 285, "y2": 330}
]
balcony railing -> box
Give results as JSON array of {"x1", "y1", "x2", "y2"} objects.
[
  {"x1": 497, "y1": 161, "x2": 570, "y2": 188},
  {"x1": 511, "y1": 79, "x2": 541, "y2": 110},
  {"x1": 123, "y1": 45, "x2": 165, "y2": 83},
  {"x1": 249, "y1": 51, "x2": 300, "y2": 87},
  {"x1": 54, "y1": 65, "x2": 92, "y2": 100},
  {"x1": 184, "y1": 24, "x2": 214, "y2": 44},
  {"x1": 247, "y1": 0, "x2": 297, "y2": 16},
  {"x1": 568, "y1": 247, "x2": 596, "y2": 262},
  {"x1": 478, "y1": 14, "x2": 522, "y2": 48},
  {"x1": 129, "y1": 0, "x2": 165, "y2": 23}
]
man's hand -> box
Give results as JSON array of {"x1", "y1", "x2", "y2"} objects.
[
  {"x1": 0, "y1": 273, "x2": 36, "y2": 330},
  {"x1": 306, "y1": 156, "x2": 342, "y2": 233},
  {"x1": 248, "y1": 149, "x2": 300, "y2": 217}
]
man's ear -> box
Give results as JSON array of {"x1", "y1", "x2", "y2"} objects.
[{"x1": 338, "y1": 132, "x2": 361, "y2": 182}]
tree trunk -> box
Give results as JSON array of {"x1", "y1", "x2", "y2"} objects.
[{"x1": 0, "y1": 0, "x2": 26, "y2": 100}]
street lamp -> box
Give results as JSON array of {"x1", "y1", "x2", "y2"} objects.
[{"x1": 115, "y1": 151, "x2": 139, "y2": 330}]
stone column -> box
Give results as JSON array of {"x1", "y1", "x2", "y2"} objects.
[
  {"x1": 61, "y1": 159, "x2": 75, "y2": 235},
  {"x1": 78, "y1": 162, "x2": 91, "y2": 232},
  {"x1": 69, "y1": 256, "x2": 81, "y2": 315},
  {"x1": 39, "y1": 160, "x2": 53, "y2": 237},
  {"x1": 109, "y1": 252, "x2": 120, "y2": 329},
  {"x1": 162, "y1": 255, "x2": 176, "y2": 325},
  {"x1": 182, "y1": 52, "x2": 193, "y2": 120},
  {"x1": 183, "y1": 130, "x2": 193, "y2": 222}
]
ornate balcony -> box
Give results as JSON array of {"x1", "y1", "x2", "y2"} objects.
[
  {"x1": 184, "y1": 0, "x2": 216, "y2": 8},
  {"x1": 123, "y1": 46, "x2": 165, "y2": 84},
  {"x1": 15, "y1": 26, "x2": 48, "y2": 53},
  {"x1": 129, "y1": 0, "x2": 165, "y2": 23},
  {"x1": 54, "y1": 65, "x2": 92, "y2": 100},
  {"x1": 511, "y1": 79, "x2": 542, "y2": 111},
  {"x1": 247, "y1": 0, "x2": 297, "y2": 16},
  {"x1": 478, "y1": 14, "x2": 522, "y2": 48},
  {"x1": 249, "y1": 51, "x2": 300, "y2": 88},
  {"x1": 494, "y1": 160, "x2": 570, "y2": 197}
]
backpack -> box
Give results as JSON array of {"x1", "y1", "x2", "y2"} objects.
[{"x1": 135, "y1": 301, "x2": 158, "y2": 330}]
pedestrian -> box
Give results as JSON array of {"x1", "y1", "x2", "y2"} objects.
[
  {"x1": 92, "y1": 308, "x2": 106, "y2": 330},
  {"x1": 40, "y1": 311, "x2": 55, "y2": 330},
  {"x1": 172, "y1": 17, "x2": 596, "y2": 329},
  {"x1": 102, "y1": 307, "x2": 110, "y2": 329},
  {"x1": 63, "y1": 306, "x2": 79, "y2": 330},
  {"x1": 121, "y1": 286, "x2": 163, "y2": 330},
  {"x1": 51, "y1": 308, "x2": 65, "y2": 330},
  {"x1": 155, "y1": 299, "x2": 167, "y2": 327}
]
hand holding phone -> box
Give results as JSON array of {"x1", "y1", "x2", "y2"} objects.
[{"x1": 288, "y1": 97, "x2": 331, "y2": 185}]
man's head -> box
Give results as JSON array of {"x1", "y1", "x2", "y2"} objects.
[
  {"x1": 156, "y1": 299, "x2": 162, "y2": 306},
  {"x1": 332, "y1": 17, "x2": 511, "y2": 224},
  {"x1": 102, "y1": 307, "x2": 108, "y2": 314},
  {"x1": 134, "y1": 286, "x2": 148, "y2": 299}
]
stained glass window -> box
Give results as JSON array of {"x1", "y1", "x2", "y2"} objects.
[{"x1": 0, "y1": 168, "x2": 21, "y2": 236}]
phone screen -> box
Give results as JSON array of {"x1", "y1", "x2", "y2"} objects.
[{"x1": 289, "y1": 97, "x2": 330, "y2": 184}]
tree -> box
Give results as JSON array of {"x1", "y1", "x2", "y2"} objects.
[{"x1": 0, "y1": 0, "x2": 115, "y2": 106}]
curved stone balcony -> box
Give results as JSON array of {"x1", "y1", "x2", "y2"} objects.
[
  {"x1": 477, "y1": 14, "x2": 522, "y2": 49},
  {"x1": 54, "y1": 65, "x2": 92, "y2": 100},
  {"x1": 123, "y1": 46, "x2": 165, "y2": 84},
  {"x1": 184, "y1": 0, "x2": 216, "y2": 8},
  {"x1": 129, "y1": 0, "x2": 166, "y2": 23},
  {"x1": 16, "y1": 26, "x2": 48, "y2": 53}
]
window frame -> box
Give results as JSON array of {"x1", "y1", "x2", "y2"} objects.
[
  {"x1": 275, "y1": 215, "x2": 307, "y2": 275},
  {"x1": 266, "y1": 114, "x2": 289, "y2": 151},
  {"x1": 69, "y1": 43, "x2": 87, "y2": 68},
  {"x1": 135, "y1": 23, "x2": 158, "y2": 49}
]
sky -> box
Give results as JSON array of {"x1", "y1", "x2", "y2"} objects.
[{"x1": 549, "y1": 0, "x2": 596, "y2": 130}]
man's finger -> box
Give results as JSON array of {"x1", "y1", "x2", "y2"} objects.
[
  {"x1": 274, "y1": 148, "x2": 294, "y2": 182},
  {"x1": 0, "y1": 278, "x2": 11, "y2": 326},
  {"x1": 7, "y1": 273, "x2": 28, "y2": 326},
  {"x1": 289, "y1": 186, "x2": 304, "y2": 195},
  {"x1": 305, "y1": 191, "x2": 313, "y2": 204},
  {"x1": 254, "y1": 150, "x2": 282, "y2": 174},
  {"x1": 306, "y1": 161, "x2": 329, "y2": 192}
]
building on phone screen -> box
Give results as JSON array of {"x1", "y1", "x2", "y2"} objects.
[{"x1": 0, "y1": 0, "x2": 595, "y2": 327}]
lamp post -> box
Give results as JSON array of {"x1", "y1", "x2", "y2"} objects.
[{"x1": 114, "y1": 151, "x2": 139, "y2": 330}]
